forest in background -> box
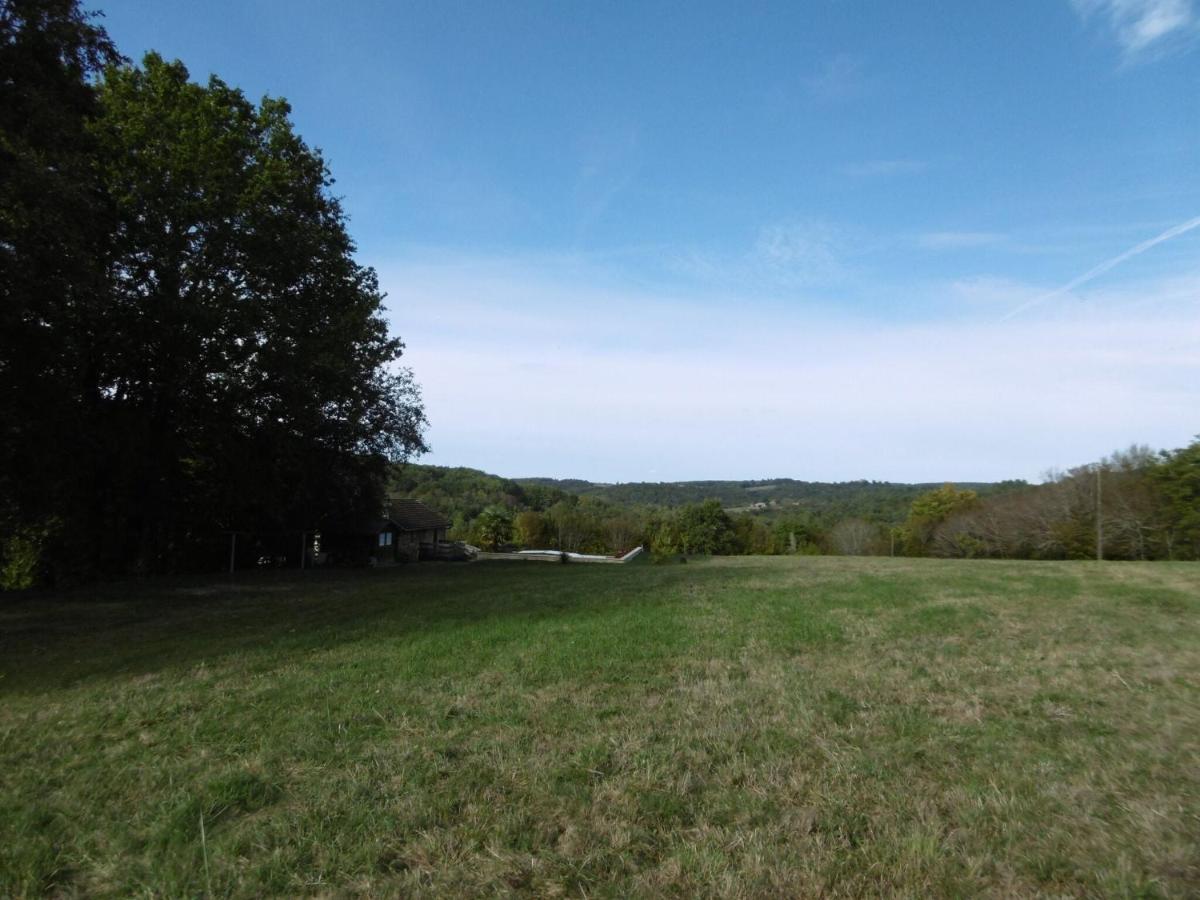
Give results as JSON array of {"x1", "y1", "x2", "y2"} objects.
[{"x1": 391, "y1": 437, "x2": 1200, "y2": 562}]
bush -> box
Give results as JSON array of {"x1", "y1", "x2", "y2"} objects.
[{"x1": 1, "y1": 523, "x2": 53, "y2": 590}]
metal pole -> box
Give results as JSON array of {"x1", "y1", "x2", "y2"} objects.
[
  {"x1": 1096, "y1": 467, "x2": 1103, "y2": 561},
  {"x1": 229, "y1": 533, "x2": 236, "y2": 574}
]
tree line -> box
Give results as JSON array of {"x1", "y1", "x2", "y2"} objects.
[
  {"x1": 400, "y1": 439, "x2": 1199, "y2": 562},
  {"x1": 914, "y1": 442, "x2": 1199, "y2": 561},
  {"x1": 517, "y1": 475, "x2": 1020, "y2": 522},
  {"x1": 0, "y1": 1, "x2": 426, "y2": 587},
  {"x1": 391, "y1": 463, "x2": 915, "y2": 555}
]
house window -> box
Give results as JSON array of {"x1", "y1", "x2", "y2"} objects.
[{"x1": 378, "y1": 531, "x2": 393, "y2": 547}]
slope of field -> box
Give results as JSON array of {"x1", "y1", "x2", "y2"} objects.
[{"x1": 2, "y1": 559, "x2": 1198, "y2": 896}]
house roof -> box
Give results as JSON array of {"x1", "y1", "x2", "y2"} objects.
[
  {"x1": 322, "y1": 499, "x2": 450, "y2": 536},
  {"x1": 386, "y1": 498, "x2": 451, "y2": 531}
]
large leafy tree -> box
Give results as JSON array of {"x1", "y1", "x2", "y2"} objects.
[
  {"x1": 473, "y1": 506, "x2": 514, "y2": 551},
  {"x1": 83, "y1": 54, "x2": 427, "y2": 573},
  {"x1": 652, "y1": 500, "x2": 738, "y2": 556},
  {"x1": 902, "y1": 484, "x2": 979, "y2": 556},
  {"x1": 1156, "y1": 437, "x2": 1200, "y2": 559},
  {"x1": 2, "y1": 4, "x2": 427, "y2": 582},
  {"x1": 0, "y1": 0, "x2": 120, "y2": 576}
]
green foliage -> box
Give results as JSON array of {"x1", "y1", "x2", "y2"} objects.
[
  {"x1": 651, "y1": 500, "x2": 738, "y2": 556},
  {"x1": 513, "y1": 509, "x2": 549, "y2": 548},
  {"x1": 391, "y1": 466, "x2": 1041, "y2": 560},
  {"x1": 395, "y1": 446, "x2": 1199, "y2": 563},
  {"x1": 0, "y1": 0, "x2": 120, "y2": 581},
  {"x1": 732, "y1": 514, "x2": 772, "y2": 555},
  {"x1": 519, "y1": 476, "x2": 1017, "y2": 523},
  {"x1": 473, "y1": 506, "x2": 514, "y2": 551},
  {"x1": 769, "y1": 513, "x2": 826, "y2": 555},
  {"x1": 1, "y1": 10, "x2": 427, "y2": 583},
  {"x1": 91, "y1": 55, "x2": 426, "y2": 551},
  {"x1": 1156, "y1": 437, "x2": 1200, "y2": 559},
  {"x1": 389, "y1": 465, "x2": 649, "y2": 554},
  {"x1": 0, "y1": 521, "x2": 55, "y2": 591},
  {"x1": 903, "y1": 484, "x2": 979, "y2": 556},
  {"x1": 389, "y1": 464, "x2": 570, "y2": 538},
  {"x1": 829, "y1": 518, "x2": 884, "y2": 556},
  {"x1": 909, "y1": 484, "x2": 980, "y2": 525},
  {"x1": 922, "y1": 441, "x2": 1200, "y2": 562}
]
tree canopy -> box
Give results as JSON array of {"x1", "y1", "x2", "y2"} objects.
[
  {"x1": 1157, "y1": 438, "x2": 1200, "y2": 558},
  {"x1": 0, "y1": 3, "x2": 426, "y2": 584}
]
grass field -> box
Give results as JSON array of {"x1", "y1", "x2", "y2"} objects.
[{"x1": 2, "y1": 557, "x2": 1198, "y2": 897}]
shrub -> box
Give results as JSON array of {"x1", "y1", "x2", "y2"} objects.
[{"x1": 1, "y1": 523, "x2": 54, "y2": 590}]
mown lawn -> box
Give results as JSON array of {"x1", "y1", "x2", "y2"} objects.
[{"x1": 2, "y1": 557, "x2": 1198, "y2": 897}]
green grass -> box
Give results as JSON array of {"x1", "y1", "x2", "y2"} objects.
[{"x1": 2, "y1": 557, "x2": 1198, "y2": 897}]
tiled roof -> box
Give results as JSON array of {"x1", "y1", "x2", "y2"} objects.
[{"x1": 386, "y1": 498, "x2": 451, "y2": 531}]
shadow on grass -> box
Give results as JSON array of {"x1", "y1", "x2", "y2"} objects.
[
  {"x1": 0, "y1": 560, "x2": 746, "y2": 694},
  {"x1": 4, "y1": 558, "x2": 1138, "y2": 696}
]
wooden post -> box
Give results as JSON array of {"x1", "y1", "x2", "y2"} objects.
[
  {"x1": 1096, "y1": 467, "x2": 1103, "y2": 561},
  {"x1": 228, "y1": 532, "x2": 236, "y2": 574},
  {"x1": 299, "y1": 531, "x2": 306, "y2": 570}
]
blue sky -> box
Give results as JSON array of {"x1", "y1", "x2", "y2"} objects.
[{"x1": 99, "y1": 1, "x2": 1199, "y2": 482}]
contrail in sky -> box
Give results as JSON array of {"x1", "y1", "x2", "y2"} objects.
[{"x1": 1001, "y1": 214, "x2": 1200, "y2": 321}]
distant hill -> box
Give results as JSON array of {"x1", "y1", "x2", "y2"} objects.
[
  {"x1": 387, "y1": 464, "x2": 575, "y2": 532},
  {"x1": 515, "y1": 476, "x2": 1027, "y2": 523},
  {"x1": 391, "y1": 463, "x2": 1028, "y2": 533}
]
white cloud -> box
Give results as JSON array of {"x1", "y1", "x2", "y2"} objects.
[
  {"x1": 378, "y1": 252, "x2": 1200, "y2": 483},
  {"x1": 663, "y1": 221, "x2": 850, "y2": 292},
  {"x1": 753, "y1": 222, "x2": 845, "y2": 285},
  {"x1": 1071, "y1": 0, "x2": 1198, "y2": 55}
]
